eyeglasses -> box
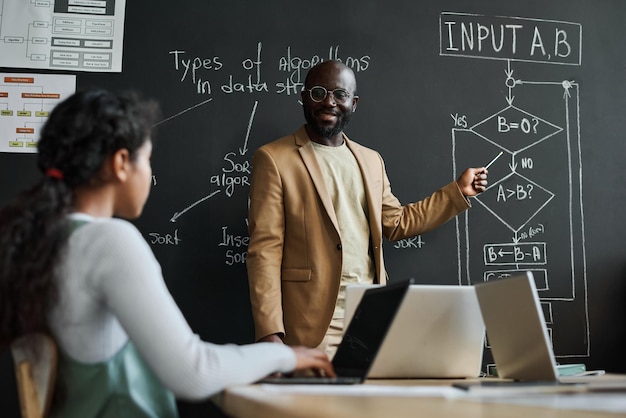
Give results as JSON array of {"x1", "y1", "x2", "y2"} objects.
[{"x1": 305, "y1": 86, "x2": 352, "y2": 103}]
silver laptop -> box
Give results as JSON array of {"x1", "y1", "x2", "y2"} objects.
[
  {"x1": 260, "y1": 279, "x2": 414, "y2": 384},
  {"x1": 455, "y1": 272, "x2": 626, "y2": 394},
  {"x1": 474, "y1": 271, "x2": 564, "y2": 382},
  {"x1": 344, "y1": 283, "x2": 485, "y2": 378}
]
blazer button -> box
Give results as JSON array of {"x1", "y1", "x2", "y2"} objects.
[{"x1": 337, "y1": 244, "x2": 342, "y2": 250}]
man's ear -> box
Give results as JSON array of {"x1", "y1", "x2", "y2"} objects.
[
  {"x1": 111, "y1": 148, "x2": 131, "y2": 182},
  {"x1": 352, "y1": 95, "x2": 359, "y2": 112}
]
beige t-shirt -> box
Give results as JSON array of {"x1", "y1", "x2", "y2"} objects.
[{"x1": 311, "y1": 141, "x2": 375, "y2": 323}]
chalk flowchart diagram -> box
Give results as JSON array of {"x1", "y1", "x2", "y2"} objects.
[
  {"x1": 0, "y1": 0, "x2": 126, "y2": 72},
  {"x1": 441, "y1": 12, "x2": 588, "y2": 360}
]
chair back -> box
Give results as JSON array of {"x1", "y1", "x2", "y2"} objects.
[{"x1": 11, "y1": 334, "x2": 58, "y2": 418}]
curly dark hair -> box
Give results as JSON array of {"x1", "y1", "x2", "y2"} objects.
[{"x1": 0, "y1": 89, "x2": 159, "y2": 348}]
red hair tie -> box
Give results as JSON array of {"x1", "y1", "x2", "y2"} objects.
[{"x1": 45, "y1": 168, "x2": 64, "y2": 180}]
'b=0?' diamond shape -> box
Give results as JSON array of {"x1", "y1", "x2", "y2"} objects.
[
  {"x1": 471, "y1": 105, "x2": 563, "y2": 154},
  {"x1": 473, "y1": 172, "x2": 554, "y2": 233}
]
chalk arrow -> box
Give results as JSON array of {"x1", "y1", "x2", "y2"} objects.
[
  {"x1": 562, "y1": 80, "x2": 574, "y2": 99},
  {"x1": 239, "y1": 101, "x2": 258, "y2": 156},
  {"x1": 505, "y1": 95, "x2": 515, "y2": 106},
  {"x1": 170, "y1": 190, "x2": 221, "y2": 222},
  {"x1": 509, "y1": 154, "x2": 518, "y2": 172},
  {"x1": 154, "y1": 98, "x2": 213, "y2": 128}
]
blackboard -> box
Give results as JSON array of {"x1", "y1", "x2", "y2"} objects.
[{"x1": 1, "y1": 1, "x2": 625, "y2": 408}]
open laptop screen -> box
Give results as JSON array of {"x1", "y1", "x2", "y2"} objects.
[
  {"x1": 474, "y1": 271, "x2": 559, "y2": 381},
  {"x1": 332, "y1": 279, "x2": 413, "y2": 378}
]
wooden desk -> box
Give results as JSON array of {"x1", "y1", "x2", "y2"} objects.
[{"x1": 220, "y1": 378, "x2": 626, "y2": 418}]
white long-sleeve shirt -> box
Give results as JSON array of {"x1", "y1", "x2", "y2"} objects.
[{"x1": 48, "y1": 213, "x2": 296, "y2": 400}]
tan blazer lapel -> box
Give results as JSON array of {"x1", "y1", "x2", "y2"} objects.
[{"x1": 295, "y1": 128, "x2": 340, "y2": 232}]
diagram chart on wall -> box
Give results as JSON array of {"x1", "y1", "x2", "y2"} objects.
[
  {"x1": 441, "y1": 12, "x2": 588, "y2": 361},
  {"x1": 0, "y1": 0, "x2": 126, "y2": 72},
  {"x1": 0, "y1": 72, "x2": 75, "y2": 153}
]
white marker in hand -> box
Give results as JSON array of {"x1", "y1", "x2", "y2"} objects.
[{"x1": 485, "y1": 151, "x2": 503, "y2": 169}]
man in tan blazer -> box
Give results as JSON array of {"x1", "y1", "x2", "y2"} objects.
[{"x1": 247, "y1": 60, "x2": 488, "y2": 354}]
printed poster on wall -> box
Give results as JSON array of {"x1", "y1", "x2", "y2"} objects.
[
  {"x1": 0, "y1": 0, "x2": 126, "y2": 72},
  {"x1": 0, "y1": 72, "x2": 76, "y2": 153}
]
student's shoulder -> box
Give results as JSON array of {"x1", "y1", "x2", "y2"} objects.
[
  {"x1": 72, "y1": 218, "x2": 153, "y2": 262},
  {"x1": 77, "y1": 217, "x2": 143, "y2": 242}
]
